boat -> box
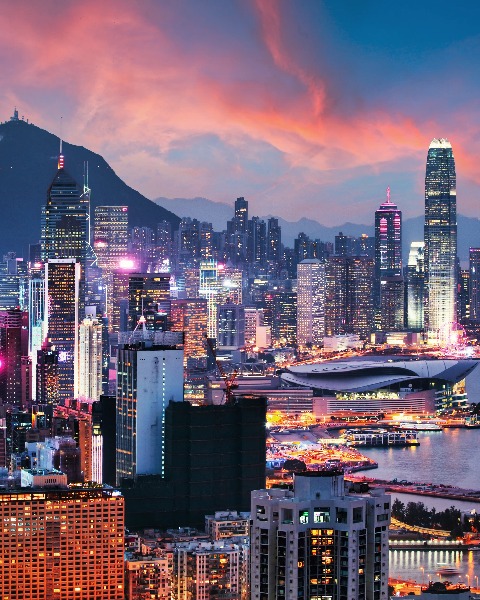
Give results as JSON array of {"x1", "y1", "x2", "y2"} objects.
[
  {"x1": 436, "y1": 564, "x2": 462, "y2": 576},
  {"x1": 398, "y1": 422, "x2": 443, "y2": 431}
]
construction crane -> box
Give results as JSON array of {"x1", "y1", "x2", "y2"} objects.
[{"x1": 205, "y1": 335, "x2": 238, "y2": 404}]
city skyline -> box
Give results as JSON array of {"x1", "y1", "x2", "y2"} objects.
[{"x1": 0, "y1": 2, "x2": 479, "y2": 225}]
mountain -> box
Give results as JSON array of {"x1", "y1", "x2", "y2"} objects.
[
  {"x1": 155, "y1": 196, "x2": 480, "y2": 262},
  {"x1": 0, "y1": 118, "x2": 180, "y2": 256}
]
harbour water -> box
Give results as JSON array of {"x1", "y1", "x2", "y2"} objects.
[{"x1": 359, "y1": 429, "x2": 480, "y2": 583}]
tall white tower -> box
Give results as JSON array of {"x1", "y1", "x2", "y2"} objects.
[
  {"x1": 296, "y1": 259, "x2": 325, "y2": 348},
  {"x1": 78, "y1": 313, "x2": 103, "y2": 400}
]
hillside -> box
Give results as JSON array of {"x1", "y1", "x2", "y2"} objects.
[{"x1": 0, "y1": 118, "x2": 180, "y2": 256}]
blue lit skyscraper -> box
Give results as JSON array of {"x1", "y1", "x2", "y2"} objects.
[{"x1": 424, "y1": 139, "x2": 457, "y2": 342}]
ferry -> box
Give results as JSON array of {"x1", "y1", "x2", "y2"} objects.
[
  {"x1": 398, "y1": 422, "x2": 443, "y2": 431},
  {"x1": 436, "y1": 564, "x2": 461, "y2": 576}
]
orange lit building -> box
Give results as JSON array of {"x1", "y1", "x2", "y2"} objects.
[{"x1": 0, "y1": 487, "x2": 124, "y2": 599}]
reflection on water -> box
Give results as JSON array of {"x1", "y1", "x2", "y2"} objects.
[{"x1": 389, "y1": 549, "x2": 480, "y2": 586}]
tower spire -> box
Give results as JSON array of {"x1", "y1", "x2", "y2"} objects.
[
  {"x1": 386, "y1": 186, "x2": 391, "y2": 204},
  {"x1": 58, "y1": 116, "x2": 64, "y2": 170}
]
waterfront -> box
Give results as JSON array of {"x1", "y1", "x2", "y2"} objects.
[{"x1": 359, "y1": 428, "x2": 480, "y2": 583}]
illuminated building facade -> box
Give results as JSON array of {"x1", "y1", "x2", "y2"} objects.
[
  {"x1": 0, "y1": 308, "x2": 25, "y2": 406},
  {"x1": 125, "y1": 556, "x2": 172, "y2": 599},
  {"x1": 78, "y1": 314, "x2": 103, "y2": 400},
  {"x1": 28, "y1": 277, "x2": 45, "y2": 400},
  {"x1": 128, "y1": 273, "x2": 171, "y2": 331},
  {"x1": 250, "y1": 472, "x2": 390, "y2": 600},
  {"x1": 374, "y1": 187, "x2": 402, "y2": 317},
  {"x1": 267, "y1": 217, "x2": 281, "y2": 266},
  {"x1": 45, "y1": 259, "x2": 80, "y2": 402},
  {"x1": 93, "y1": 205, "x2": 128, "y2": 321},
  {"x1": 424, "y1": 138, "x2": 457, "y2": 341},
  {"x1": 406, "y1": 242, "x2": 425, "y2": 331},
  {"x1": 325, "y1": 256, "x2": 374, "y2": 339},
  {"x1": 116, "y1": 343, "x2": 184, "y2": 484},
  {"x1": 36, "y1": 341, "x2": 59, "y2": 406},
  {"x1": 0, "y1": 487, "x2": 125, "y2": 599},
  {"x1": 41, "y1": 157, "x2": 88, "y2": 311},
  {"x1": 170, "y1": 298, "x2": 208, "y2": 367},
  {"x1": 469, "y1": 248, "x2": 480, "y2": 322},
  {"x1": 296, "y1": 259, "x2": 325, "y2": 348},
  {"x1": 218, "y1": 303, "x2": 245, "y2": 350}
]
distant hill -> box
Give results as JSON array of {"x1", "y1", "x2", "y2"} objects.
[
  {"x1": 0, "y1": 118, "x2": 180, "y2": 256},
  {"x1": 155, "y1": 196, "x2": 480, "y2": 262}
]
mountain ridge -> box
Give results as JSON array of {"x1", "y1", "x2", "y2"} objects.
[{"x1": 0, "y1": 118, "x2": 180, "y2": 255}]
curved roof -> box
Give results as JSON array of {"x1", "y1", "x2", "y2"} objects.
[{"x1": 281, "y1": 358, "x2": 478, "y2": 393}]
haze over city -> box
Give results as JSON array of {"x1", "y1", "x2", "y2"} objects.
[{"x1": 1, "y1": 0, "x2": 480, "y2": 223}]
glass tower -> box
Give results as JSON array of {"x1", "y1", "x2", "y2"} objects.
[{"x1": 424, "y1": 138, "x2": 457, "y2": 341}]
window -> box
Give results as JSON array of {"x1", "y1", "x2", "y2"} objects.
[
  {"x1": 313, "y1": 508, "x2": 330, "y2": 523},
  {"x1": 299, "y1": 510, "x2": 309, "y2": 524}
]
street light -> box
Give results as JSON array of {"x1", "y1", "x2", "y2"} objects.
[{"x1": 420, "y1": 567, "x2": 425, "y2": 586}]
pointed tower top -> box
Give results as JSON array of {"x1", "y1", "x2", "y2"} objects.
[
  {"x1": 386, "y1": 186, "x2": 391, "y2": 203},
  {"x1": 58, "y1": 116, "x2": 64, "y2": 169}
]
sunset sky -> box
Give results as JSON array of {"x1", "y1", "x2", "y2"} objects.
[{"x1": 1, "y1": 0, "x2": 479, "y2": 225}]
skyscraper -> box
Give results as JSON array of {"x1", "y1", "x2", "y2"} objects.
[
  {"x1": 78, "y1": 313, "x2": 103, "y2": 400},
  {"x1": 296, "y1": 259, "x2": 325, "y2": 348},
  {"x1": 41, "y1": 153, "x2": 88, "y2": 309},
  {"x1": 469, "y1": 248, "x2": 480, "y2": 322},
  {"x1": 424, "y1": 138, "x2": 457, "y2": 341},
  {"x1": 250, "y1": 471, "x2": 390, "y2": 600},
  {"x1": 374, "y1": 187, "x2": 403, "y2": 330},
  {"x1": 406, "y1": 242, "x2": 425, "y2": 331},
  {"x1": 45, "y1": 259, "x2": 80, "y2": 402},
  {"x1": 116, "y1": 341, "x2": 184, "y2": 483}
]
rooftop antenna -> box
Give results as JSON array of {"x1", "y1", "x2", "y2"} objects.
[
  {"x1": 58, "y1": 116, "x2": 64, "y2": 170},
  {"x1": 386, "y1": 186, "x2": 391, "y2": 204}
]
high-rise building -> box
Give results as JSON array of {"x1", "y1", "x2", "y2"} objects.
[
  {"x1": 424, "y1": 138, "x2": 457, "y2": 342},
  {"x1": 0, "y1": 486, "x2": 125, "y2": 599},
  {"x1": 458, "y1": 268, "x2": 470, "y2": 323},
  {"x1": 218, "y1": 303, "x2": 245, "y2": 350},
  {"x1": 250, "y1": 471, "x2": 390, "y2": 600},
  {"x1": 406, "y1": 242, "x2": 425, "y2": 331},
  {"x1": 374, "y1": 188, "x2": 403, "y2": 330},
  {"x1": 374, "y1": 188, "x2": 402, "y2": 305},
  {"x1": 469, "y1": 248, "x2": 480, "y2": 322},
  {"x1": 128, "y1": 273, "x2": 171, "y2": 331},
  {"x1": 28, "y1": 277, "x2": 45, "y2": 400},
  {"x1": 267, "y1": 217, "x2": 281, "y2": 265},
  {"x1": 170, "y1": 298, "x2": 208, "y2": 368},
  {"x1": 78, "y1": 313, "x2": 103, "y2": 400},
  {"x1": 45, "y1": 259, "x2": 81, "y2": 402},
  {"x1": 325, "y1": 256, "x2": 374, "y2": 339},
  {"x1": 247, "y1": 217, "x2": 267, "y2": 266},
  {"x1": 122, "y1": 395, "x2": 267, "y2": 529},
  {"x1": 297, "y1": 259, "x2": 325, "y2": 348},
  {"x1": 93, "y1": 205, "x2": 128, "y2": 321},
  {"x1": 41, "y1": 154, "x2": 88, "y2": 310},
  {"x1": 36, "y1": 341, "x2": 59, "y2": 406},
  {"x1": 116, "y1": 342, "x2": 184, "y2": 483},
  {"x1": 0, "y1": 308, "x2": 26, "y2": 406}
]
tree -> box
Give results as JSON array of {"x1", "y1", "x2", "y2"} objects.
[{"x1": 283, "y1": 459, "x2": 307, "y2": 473}]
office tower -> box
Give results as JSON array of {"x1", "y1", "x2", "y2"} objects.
[
  {"x1": 218, "y1": 303, "x2": 245, "y2": 350},
  {"x1": 234, "y1": 197, "x2": 248, "y2": 233},
  {"x1": 226, "y1": 197, "x2": 248, "y2": 265},
  {"x1": 247, "y1": 217, "x2": 267, "y2": 266},
  {"x1": 122, "y1": 396, "x2": 267, "y2": 529},
  {"x1": 93, "y1": 206, "x2": 128, "y2": 271},
  {"x1": 374, "y1": 188, "x2": 402, "y2": 306},
  {"x1": 250, "y1": 471, "x2": 390, "y2": 600},
  {"x1": 41, "y1": 155, "x2": 88, "y2": 306},
  {"x1": 200, "y1": 221, "x2": 214, "y2": 261},
  {"x1": 469, "y1": 248, "x2": 480, "y2": 322},
  {"x1": 0, "y1": 308, "x2": 25, "y2": 406},
  {"x1": 78, "y1": 313, "x2": 103, "y2": 400},
  {"x1": 458, "y1": 268, "x2": 470, "y2": 323},
  {"x1": 36, "y1": 341, "x2": 59, "y2": 405},
  {"x1": 128, "y1": 273, "x2": 171, "y2": 331},
  {"x1": 45, "y1": 259, "x2": 81, "y2": 402},
  {"x1": 177, "y1": 217, "x2": 201, "y2": 268},
  {"x1": 170, "y1": 298, "x2": 208, "y2": 368},
  {"x1": 297, "y1": 259, "x2": 325, "y2": 348},
  {"x1": 379, "y1": 276, "x2": 405, "y2": 331},
  {"x1": 21, "y1": 356, "x2": 33, "y2": 407},
  {"x1": 0, "y1": 253, "x2": 28, "y2": 310},
  {"x1": 156, "y1": 220, "x2": 172, "y2": 265},
  {"x1": 199, "y1": 260, "x2": 223, "y2": 338},
  {"x1": 116, "y1": 342, "x2": 184, "y2": 483},
  {"x1": 406, "y1": 242, "x2": 425, "y2": 331},
  {"x1": 335, "y1": 232, "x2": 354, "y2": 257},
  {"x1": 354, "y1": 234, "x2": 375, "y2": 258},
  {"x1": 270, "y1": 291, "x2": 297, "y2": 347},
  {"x1": 92, "y1": 395, "x2": 117, "y2": 485},
  {"x1": 267, "y1": 217, "x2": 281, "y2": 264},
  {"x1": 0, "y1": 487, "x2": 124, "y2": 599},
  {"x1": 424, "y1": 138, "x2": 457, "y2": 341},
  {"x1": 28, "y1": 277, "x2": 45, "y2": 400},
  {"x1": 244, "y1": 308, "x2": 264, "y2": 349},
  {"x1": 109, "y1": 261, "x2": 136, "y2": 333},
  {"x1": 325, "y1": 256, "x2": 374, "y2": 339},
  {"x1": 128, "y1": 226, "x2": 156, "y2": 269}
]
